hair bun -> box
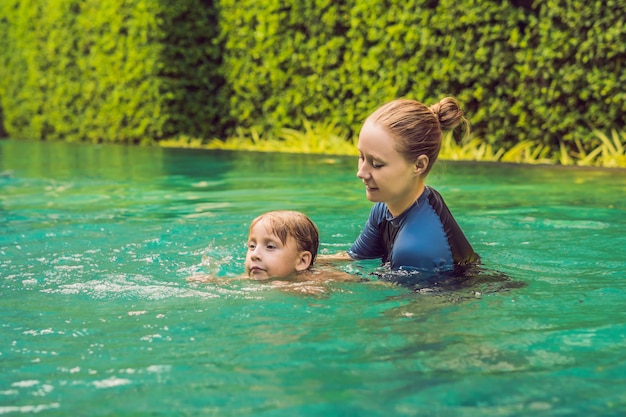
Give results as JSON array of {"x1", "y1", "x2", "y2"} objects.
[{"x1": 429, "y1": 97, "x2": 467, "y2": 132}]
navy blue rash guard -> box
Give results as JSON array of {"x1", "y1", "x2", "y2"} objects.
[{"x1": 348, "y1": 186, "x2": 480, "y2": 272}]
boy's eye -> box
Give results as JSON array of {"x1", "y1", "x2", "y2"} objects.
[
  {"x1": 247, "y1": 243, "x2": 256, "y2": 250},
  {"x1": 266, "y1": 243, "x2": 277, "y2": 250}
]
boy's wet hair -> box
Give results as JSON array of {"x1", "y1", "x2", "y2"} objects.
[{"x1": 250, "y1": 210, "x2": 319, "y2": 266}]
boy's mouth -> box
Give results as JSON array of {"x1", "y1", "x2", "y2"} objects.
[{"x1": 248, "y1": 266, "x2": 266, "y2": 276}]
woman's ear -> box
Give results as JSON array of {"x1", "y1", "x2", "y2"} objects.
[
  {"x1": 295, "y1": 251, "x2": 313, "y2": 271},
  {"x1": 414, "y1": 155, "x2": 429, "y2": 175}
]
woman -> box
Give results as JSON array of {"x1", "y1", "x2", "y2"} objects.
[{"x1": 329, "y1": 97, "x2": 480, "y2": 273}]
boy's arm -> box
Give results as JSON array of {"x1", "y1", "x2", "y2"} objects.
[{"x1": 186, "y1": 274, "x2": 245, "y2": 283}]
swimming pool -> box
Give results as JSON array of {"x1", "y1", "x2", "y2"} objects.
[{"x1": 1, "y1": 139, "x2": 625, "y2": 416}]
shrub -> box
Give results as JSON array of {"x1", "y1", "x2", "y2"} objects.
[
  {"x1": 511, "y1": 0, "x2": 626, "y2": 151},
  {"x1": 217, "y1": 0, "x2": 625, "y2": 153},
  {"x1": 216, "y1": 0, "x2": 353, "y2": 135},
  {"x1": 0, "y1": 0, "x2": 223, "y2": 143},
  {"x1": 1, "y1": 0, "x2": 623, "y2": 157}
]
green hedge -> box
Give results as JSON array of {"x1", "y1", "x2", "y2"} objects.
[
  {"x1": 0, "y1": 0, "x2": 224, "y2": 143},
  {"x1": 219, "y1": 0, "x2": 529, "y2": 142},
  {"x1": 218, "y1": 0, "x2": 625, "y2": 150},
  {"x1": 216, "y1": 0, "x2": 352, "y2": 135},
  {"x1": 510, "y1": 0, "x2": 626, "y2": 148},
  {"x1": 1, "y1": 0, "x2": 624, "y2": 151},
  {"x1": 0, "y1": 101, "x2": 6, "y2": 138}
]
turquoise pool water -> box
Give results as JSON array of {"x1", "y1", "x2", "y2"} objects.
[{"x1": 1, "y1": 139, "x2": 625, "y2": 416}]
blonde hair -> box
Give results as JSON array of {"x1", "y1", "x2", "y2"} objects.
[
  {"x1": 366, "y1": 97, "x2": 470, "y2": 174},
  {"x1": 249, "y1": 210, "x2": 319, "y2": 266}
]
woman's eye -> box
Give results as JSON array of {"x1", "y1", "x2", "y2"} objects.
[{"x1": 359, "y1": 155, "x2": 382, "y2": 168}]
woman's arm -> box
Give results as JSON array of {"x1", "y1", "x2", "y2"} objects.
[{"x1": 316, "y1": 251, "x2": 354, "y2": 262}]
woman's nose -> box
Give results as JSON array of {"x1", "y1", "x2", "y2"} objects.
[{"x1": 356, "y1": 163, "x2": 369, "y2": 180}]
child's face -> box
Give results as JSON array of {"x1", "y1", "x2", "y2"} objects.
[{"x1": 245, "y1": 219, "x2": 312, "y2": 280}]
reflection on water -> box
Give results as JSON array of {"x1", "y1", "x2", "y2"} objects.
[
  {"x1": 1, "y1": 139, "x2": 626, "y2": 416},
  {"x1": 374, "y1": 264, "x2": 526, "y2": 295}
]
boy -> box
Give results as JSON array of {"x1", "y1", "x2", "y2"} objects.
[{"x1": 189, "y1": 210, "x2": 358, "y2": 294}]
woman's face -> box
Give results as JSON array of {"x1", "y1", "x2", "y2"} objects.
[
  {"x1": 356, "y1": 120, "x2": 422, "y2": 215},
  {"x1": 244, "y1": 219, "x2": 310, "y2": 280}
]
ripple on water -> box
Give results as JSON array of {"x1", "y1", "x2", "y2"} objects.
[
  {"x1": 38, "y1": 272, "x2": 263, "y2": 301},
  {"x1": 0, "y1": 403, "x2": 60, "y2": 415},
  {"x1": 40, "y1": 275, "x2": 217, "y2": 300}
]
